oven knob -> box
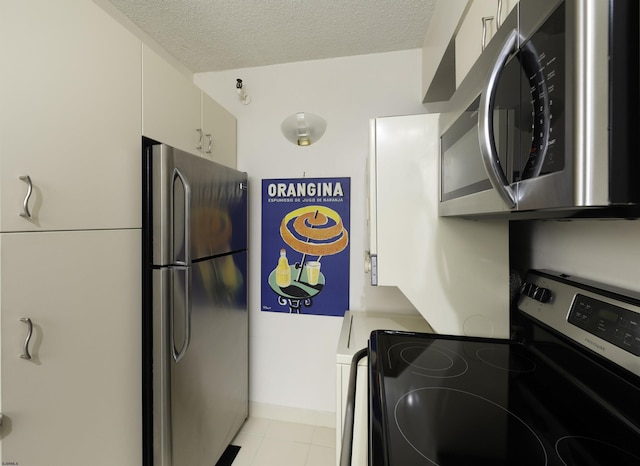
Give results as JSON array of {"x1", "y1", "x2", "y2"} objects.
[
  {"x1": 533, "y1": 287, "x2": 552, "y2": 303},
  {"x1": 521, "y1": 282, "x2": 537, "y2": 297}
]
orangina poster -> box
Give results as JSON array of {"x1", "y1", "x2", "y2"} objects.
[{"x1": 261, "y1": 177, "x2": 350, "y2": 316}]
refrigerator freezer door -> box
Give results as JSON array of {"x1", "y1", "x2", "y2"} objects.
[
  {"x1": 148, "y1": 144, "x2": 248, "y2": 266},
  {"x1": 152, "y1": 250, "x2": 248, "y2": 466}
]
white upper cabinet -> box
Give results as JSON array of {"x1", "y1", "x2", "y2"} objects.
[
  {"x1": 142, "y1": 44, "x2": 203, "y2": 155},
  {"x1": 143, "y1": 45, "x2": 238, "y2": 168},
  {"x1": 455, "y1": 0, "x2": 519, "y2": 87},
  {"x1": 202, "y1": 92, "x2": 238, "y2": 168},
  {"x1": 0, "y1": 0, "x2": 142, "y2": 232},
  {"x1": 422, "y1": 0, "x2": 518, "y2": 104},
  {"x1": 422, "y1": 0, "x2": 469, "y2": 105}
]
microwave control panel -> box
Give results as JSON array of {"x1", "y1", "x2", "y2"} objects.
[{"x1": 518, "y1": 1, "x2": 566, "y2": 181}]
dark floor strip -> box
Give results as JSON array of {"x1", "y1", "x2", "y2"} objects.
[{"x1": 215, "y1": 445, "x2": 241, "y2": 466}]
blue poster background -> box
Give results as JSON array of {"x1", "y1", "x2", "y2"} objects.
[{"x1": 261, "y1": 177, "x2": 350, "y2": 316}]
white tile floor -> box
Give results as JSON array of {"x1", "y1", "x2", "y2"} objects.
[{"x1": 229, "y1": 417, "x2": 336, "y2": 466}]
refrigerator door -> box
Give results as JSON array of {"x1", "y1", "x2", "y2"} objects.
[
  {"x1": 148, "y1": 144, "x2": 248, "y2": 266},
  {"x1": 152, "y1": 251, "x2": 248, "y2": 466}
]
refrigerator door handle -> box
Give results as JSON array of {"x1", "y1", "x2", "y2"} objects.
[
  {"x1": 172, "y1": 167, "x2": 192, "y2": 266},
  {"x1": 171, "y1": 168, "x2": 193, "y2": 363},
  {"x1": 171, "y1": 266, "x2": 192, "y2": 363}
]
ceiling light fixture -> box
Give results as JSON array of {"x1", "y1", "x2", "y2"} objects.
[{"x1": 281, "y1": 112, "x2": 327, "y2": 146}]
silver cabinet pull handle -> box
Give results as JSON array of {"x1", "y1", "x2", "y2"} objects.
[
  {"x1": 205, "y1": 133, "x2": 213, "y2": 154},
  {"x1": 496, "y1": 0, "x2": 503, "y2": 28},
  {"x1": 196, "y1": 128, "x2": 203, "y2": 150},
  {"x1": 20, "y1": 317, "x2": 33, "y2": 360},
  {"x1": 482, "y1": 16, "x2": 494, "y2": 51},
  {"x1": 19, "y1": 175, "x2": 33, "y2": 218}
]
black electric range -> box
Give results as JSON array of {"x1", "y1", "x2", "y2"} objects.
[{"x1": 368, "y1": 270, "x2": 640, "y2": 465}]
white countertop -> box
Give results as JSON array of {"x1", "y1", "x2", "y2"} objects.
[{"x1": 336, "y1": 310, "x2": 433, "y2": 365}]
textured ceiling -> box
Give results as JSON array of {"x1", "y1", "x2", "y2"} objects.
[{"x1": 106, "y1": 0, "x2": 437, "y2": 72}]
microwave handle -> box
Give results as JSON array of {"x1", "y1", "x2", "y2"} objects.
[{"x1": 478, "y1": 28, "x2": 518, "y2": 209}]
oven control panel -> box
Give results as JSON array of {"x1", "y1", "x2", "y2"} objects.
[
  {"x1": 568, "y1": 294, "x2": 640, "y2": 356},
  {"x1": 518, "y1": 270, "x2": 640, "y2": 378}
]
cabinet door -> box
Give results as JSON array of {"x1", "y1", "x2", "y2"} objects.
[
  {"x1": 0, "y1": 0, "x2": 142, "y2": 232},
  {"x1": 421, "y1": 0, "x2": 469, "y2": 103},
  {"x1": 142, "y1": 44, "x2": 202, "y2": 156},
  {"x1": 455, "y1": 0, "x2": 519, "y2": 87},
  {"x1": 0, "y1": 229, "x2": 141, "y2": 466},
  {"x1": 455, "y1": 0, "x2": 499, "y2": 87},
  {"x1": 202, "y1": 92, "x2": 238, "y2": 168}
]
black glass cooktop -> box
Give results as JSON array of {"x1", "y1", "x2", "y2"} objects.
[{"x1": 369, "y1": 330, "x2": 640, "y2": 466}]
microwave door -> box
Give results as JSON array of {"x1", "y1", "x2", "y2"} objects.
[
  {"x1": 438, "y1": 10, "x2": 520, "y2": 218},
  {"x1": 438, "y1": 99, "x2": 514, "y2": 217},
  {"x1": 518, "y1": 40, "x2": 553, "y2": 182},
  {"x1": 515, "y1": 3, "x2": 568, "y2": 212}
]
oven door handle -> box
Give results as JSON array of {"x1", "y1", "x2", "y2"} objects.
[
  {"x1": 478, "y1": 28, "x2": 519, "y2": 209},
  {"x1": 340, "y1": 347, "x2": 369, "y2": 466}
]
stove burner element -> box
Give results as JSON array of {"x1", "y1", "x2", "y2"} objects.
[
  {"x1": 394, "y1": 387, "x2": 548, "y2": 466},
  {"x1": 400, "y1": 346, "x2": 454, "y2": 371},
  {"x1": 556, "y1": 436, "x2": 640, "y2": 465},
  {"x1": 476, "y1": 345, "x2": 537, "y2": 373},
  {"x1": 388, "y1": 342, "x2": 468, "y2": 378}
]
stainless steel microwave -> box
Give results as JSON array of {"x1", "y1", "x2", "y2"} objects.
[{"x1": 439, "y1": 0, "x2": 640, "y2": 219}]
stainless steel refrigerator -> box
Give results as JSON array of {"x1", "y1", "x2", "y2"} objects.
[{"x1": 142, "y1": 141, "x2": 249, "y2": 466}]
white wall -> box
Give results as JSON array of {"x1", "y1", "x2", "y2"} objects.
[
  {"x1": 510, "y1": 220, "x2": 640, "y2": 292},
  {"x1": 195, "y1": 50, "x2": 428, "y2": 417}
]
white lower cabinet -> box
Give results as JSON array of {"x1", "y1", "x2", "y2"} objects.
[{"x1": 0, "y1": 229, "x2": 141, "y2": 466}]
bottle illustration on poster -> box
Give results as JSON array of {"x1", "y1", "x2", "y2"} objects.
[{"x1": 261, "y1": 178, "x2": 350, "y2": 316}]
